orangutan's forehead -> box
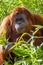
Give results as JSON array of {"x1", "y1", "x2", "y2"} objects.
[{"x1": 14, "y1": 13, "x2": 26, "y2": 19}]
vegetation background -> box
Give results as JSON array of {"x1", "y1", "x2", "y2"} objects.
[
  {"x1": 0, "y1": 0, "x2": 43, "y2": 65},
  {"x1": 0, "y1": 0, "x2": 43, "y2": 21}
]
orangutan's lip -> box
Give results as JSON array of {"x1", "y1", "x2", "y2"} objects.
[{"x1": 17, "y1": 28, "x2": 25, "y2": 33}]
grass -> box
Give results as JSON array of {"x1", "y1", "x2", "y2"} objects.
[
  {"x1": 0, "y1": 25, "x2": 43, "y2": 65},
  {"x1": 0, "y1": 0, "x2": 43, "y2": 65}
]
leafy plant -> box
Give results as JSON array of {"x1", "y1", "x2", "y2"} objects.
[
  {"x1": 0, "y1": 0, "x2": 43, "y2": 65},
  {"x1": 1, "y1": 25, "x2": 42, "y2": 65}
]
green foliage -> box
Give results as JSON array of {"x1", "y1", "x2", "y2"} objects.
[
  {"x1": 0, "y1": 25, "x2": 42, "y2": 65},
  {"x1": 0, "y1": 0, "x2": 43, "y2": 21},
  {"x1": 0, "y1": 0, "x2": 43, "y2": 65}
]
